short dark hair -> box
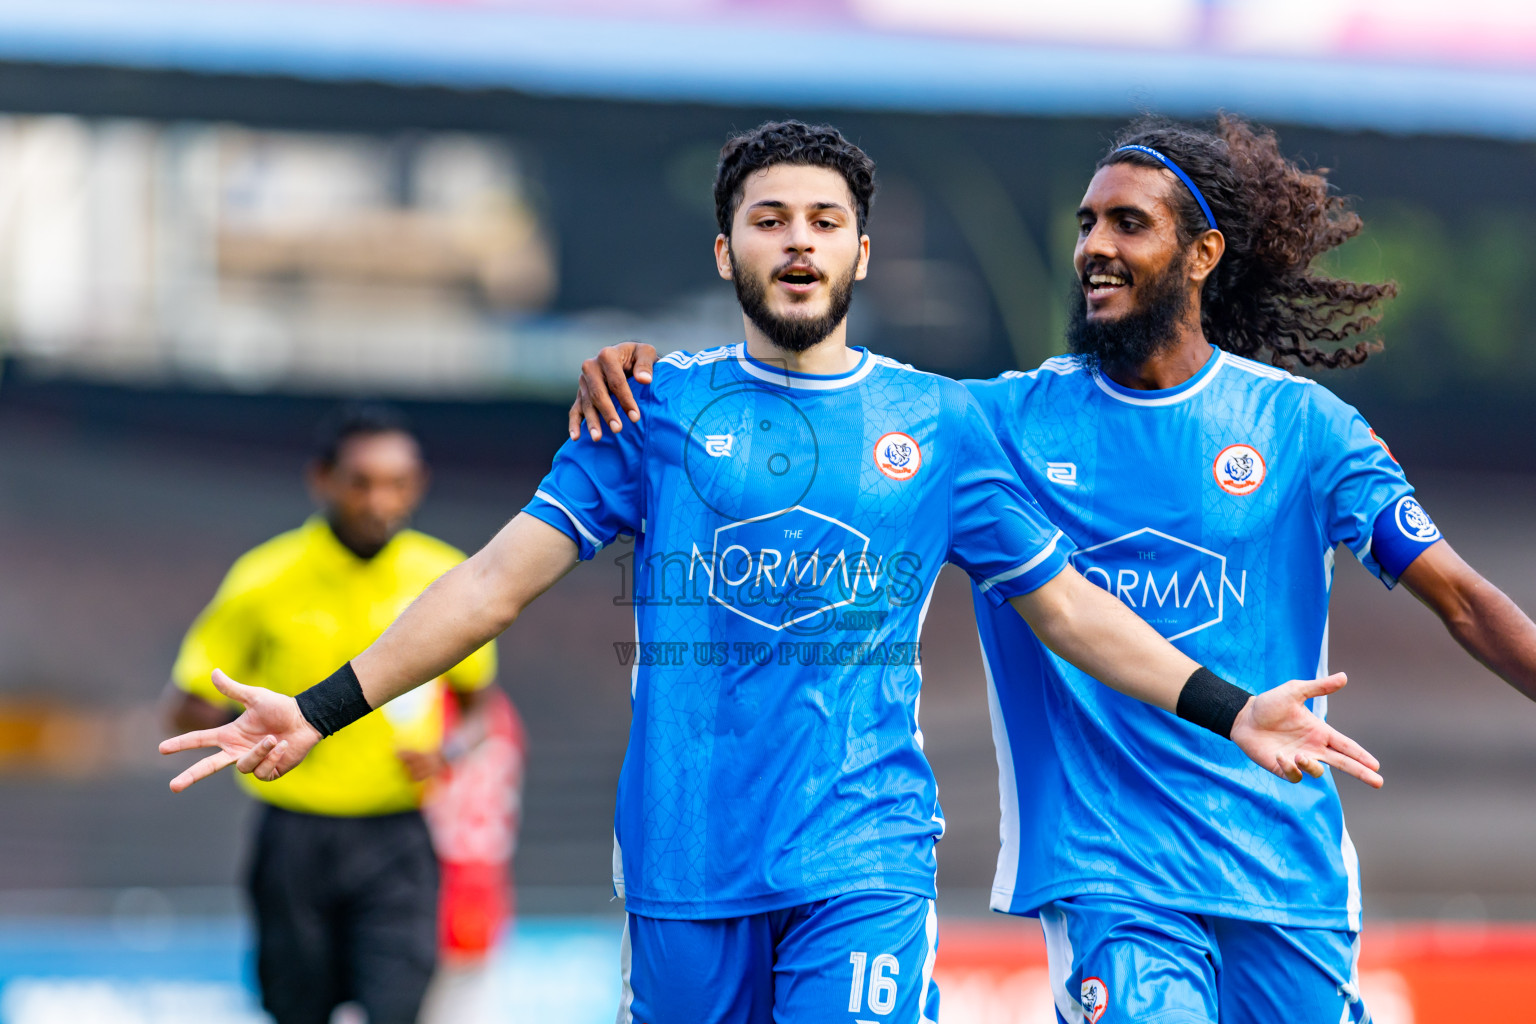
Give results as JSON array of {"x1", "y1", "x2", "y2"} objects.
[
  {"x1": 714, "y1": 120, "x2": 877, "y2": 238},
  {"x1": 313, "y1": 401, "x2": 416, "y2": 467},
  {"x1": 1100, "y1": 115, "x2": 1396, "y2": 370}
]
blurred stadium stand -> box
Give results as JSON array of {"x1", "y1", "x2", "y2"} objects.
[
  {"x1": 2, "y1": 2, "x2": 1536, "y2": 1021},
  {"x1": 5, "y1": 1, "x2": 1536, "y2": 135}
]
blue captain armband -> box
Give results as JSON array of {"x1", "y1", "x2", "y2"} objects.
[{"x1": 1371, "y1": 495, "x2": 1442, "y2": 585}]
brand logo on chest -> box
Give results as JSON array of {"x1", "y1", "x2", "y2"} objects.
[
  {"x1": 689, "y1": 506, "x2": 886, "y2": 632},
  {"x1": 1071, "y1": 527, "x2": 1248, "y2": 641},
  {"x1": 1045, "y1": 461, "x2": 1078, "y2": 487}
]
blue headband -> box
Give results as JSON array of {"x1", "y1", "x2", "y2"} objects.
[{"x1": 1115, "y1": 144, "x2": 1218, "y2": 232}]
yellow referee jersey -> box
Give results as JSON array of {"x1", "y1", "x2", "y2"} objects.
[{"x1": 173, "y1": 516, "x2": 496, "y2": 817}]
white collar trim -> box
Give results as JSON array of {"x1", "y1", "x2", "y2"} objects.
[
  {"x1": 1092, "y1": 349, "x2": 1227, "y2": 407},
  {"x1": 734, "y1": 343, "x2": 878, "y2": 391}
]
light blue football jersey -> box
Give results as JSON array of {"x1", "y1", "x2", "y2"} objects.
[
  {"x1": 966, "y1": 346, "x2": 1426, "y2": 932},
  {"x1": 525, "y1": 343, "x2": 1071, "y2": 920}
]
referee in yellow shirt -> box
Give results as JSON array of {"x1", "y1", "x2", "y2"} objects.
[{"x1": 165, "y1": 404, "x2": 496, "y2": 1024}]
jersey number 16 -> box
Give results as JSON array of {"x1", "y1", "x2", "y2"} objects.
[{"x1": 848, "y1": 950, "x2": 899, "y2": 1017}]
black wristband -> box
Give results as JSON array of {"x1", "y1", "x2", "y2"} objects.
[
  {"x1": 295, "y1": 662, "x2": 372, "y2": 737},
  {"x1": 1175, "y1": 666, "x2": 1251, "y2": 739}
]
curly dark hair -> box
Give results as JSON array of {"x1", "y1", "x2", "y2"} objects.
[
  {"x1": 714, "y1": 120, "x2": 877, "y2": 238},
  {"x1": 1101, "y1": 115, "x2": 1396, "y2": 369}
]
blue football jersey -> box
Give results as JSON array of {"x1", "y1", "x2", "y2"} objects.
[
  {"x1": 966, "y1": 347, "x2": 1430, "y2": 932},
  {"x1": 525, "y1": 343, "x2": 1070, "y2": 919}
]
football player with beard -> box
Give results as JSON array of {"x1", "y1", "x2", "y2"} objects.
[
  {"x1": 571, "y1": 116, "x2": 1536, "y2": 1024},
  {"x1": 161, "y1": 121, "x2": 1385, "y2": 1024}
]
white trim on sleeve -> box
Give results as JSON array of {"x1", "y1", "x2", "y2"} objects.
[
  {"x1": 977, "y1": 530, "x2": 1064, "y2": 594},
  {"x1": 533, "y1": 489, "x2": 606, "y2": 552}
]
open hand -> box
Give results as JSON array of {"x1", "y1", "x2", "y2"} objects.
[
  {"x1": 568, "y1": 341, "x2": 658, "y2": 441},
  {"x1": 158, "y1": 669, "x2": 322, "y2": 792},
  {"x1": 1230, "y1": 672, "x2": 1382, "y2": 788}
]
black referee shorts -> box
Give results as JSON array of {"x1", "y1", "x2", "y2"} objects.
[{"x1": 247, "y1": 804, "x2": 439, "y2": 1024}]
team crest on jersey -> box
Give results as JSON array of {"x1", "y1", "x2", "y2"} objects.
[
  {"x1": 1081, "y1": 977, "x2": 1108, "y2": 1022},
  {"x1": 874, "y1": 432, "x2": 922, "y2": 481},
  {"x1": 1213, "y1": 443, "x2": 1266, "y2": 496},
  {"x1": 1394, "y1": 495, "x2": 1440, "y2": 542}
]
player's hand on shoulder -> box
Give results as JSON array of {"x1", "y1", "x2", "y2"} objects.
[
  {"x1": 159, "y1": 669, "x2": 322, "y2": 792},
  {"x1": 569, "y1": 341, "x2": 658, "y2": 441},
  {"x1": 1230, "y1": 672, "x2": 1384, "y2": 790}
]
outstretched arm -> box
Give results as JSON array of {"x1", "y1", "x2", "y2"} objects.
[
  {"x1": 1010, "y1": 567, "x2": 1383, "y2": 788},
  {"x1": 350, "y1": 515, "x2": 575, "y2": 704},
  {"x1": 1400, "y1": 539, "x2": 1536, "y2": 702},
  {"x1": 568, "y1": 342, "x2": 659, "y2": 441},
  {"x1": 160, "y1": 514, "x2": 579, "y2": 791}
]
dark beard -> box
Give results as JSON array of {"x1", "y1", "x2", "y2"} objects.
[
  {"x1": 1066, "y1": 252, "x2": 1191, "y2": 376},
  {"x1": 732, "y1": 250, "x2": 858, "y2": 353}
]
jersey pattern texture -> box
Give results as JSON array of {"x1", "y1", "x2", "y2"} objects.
[
  {"x1": 526, "y1": 343, "x2": 1069, "y2": 919},
  {"x1": 967, "y1": 348, "x2": 1416, "y2": 931}
]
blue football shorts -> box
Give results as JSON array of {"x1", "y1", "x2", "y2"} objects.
[
  {"x1": 1037, "y1": 894, "x2": 1368, "y2": 1024},
  {"x1": 617, "y1": 889, "x2": 940, "y2": 1024}
]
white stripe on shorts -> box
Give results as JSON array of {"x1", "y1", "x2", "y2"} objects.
[
  {"x1": 615, "y1": 917, "x2": 633, "y2": 1024},
  {"x1": 1039, "y1": 904, "x2": 1088, "y2": 1023},
  {"x1": 918, "y1": 899, "x2": 939, "y2": 1023}
]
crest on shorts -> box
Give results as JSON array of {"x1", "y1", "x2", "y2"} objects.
[
  {"x1": 1081, "y1": 977, "x2": 1109, "y2": 1023},
  {"x1": 1213, "y1": 443, "x2": 1266, "y2": 496},
  {"x1": 874, "y1": 431, "x2": 922, "y2": 481}
]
